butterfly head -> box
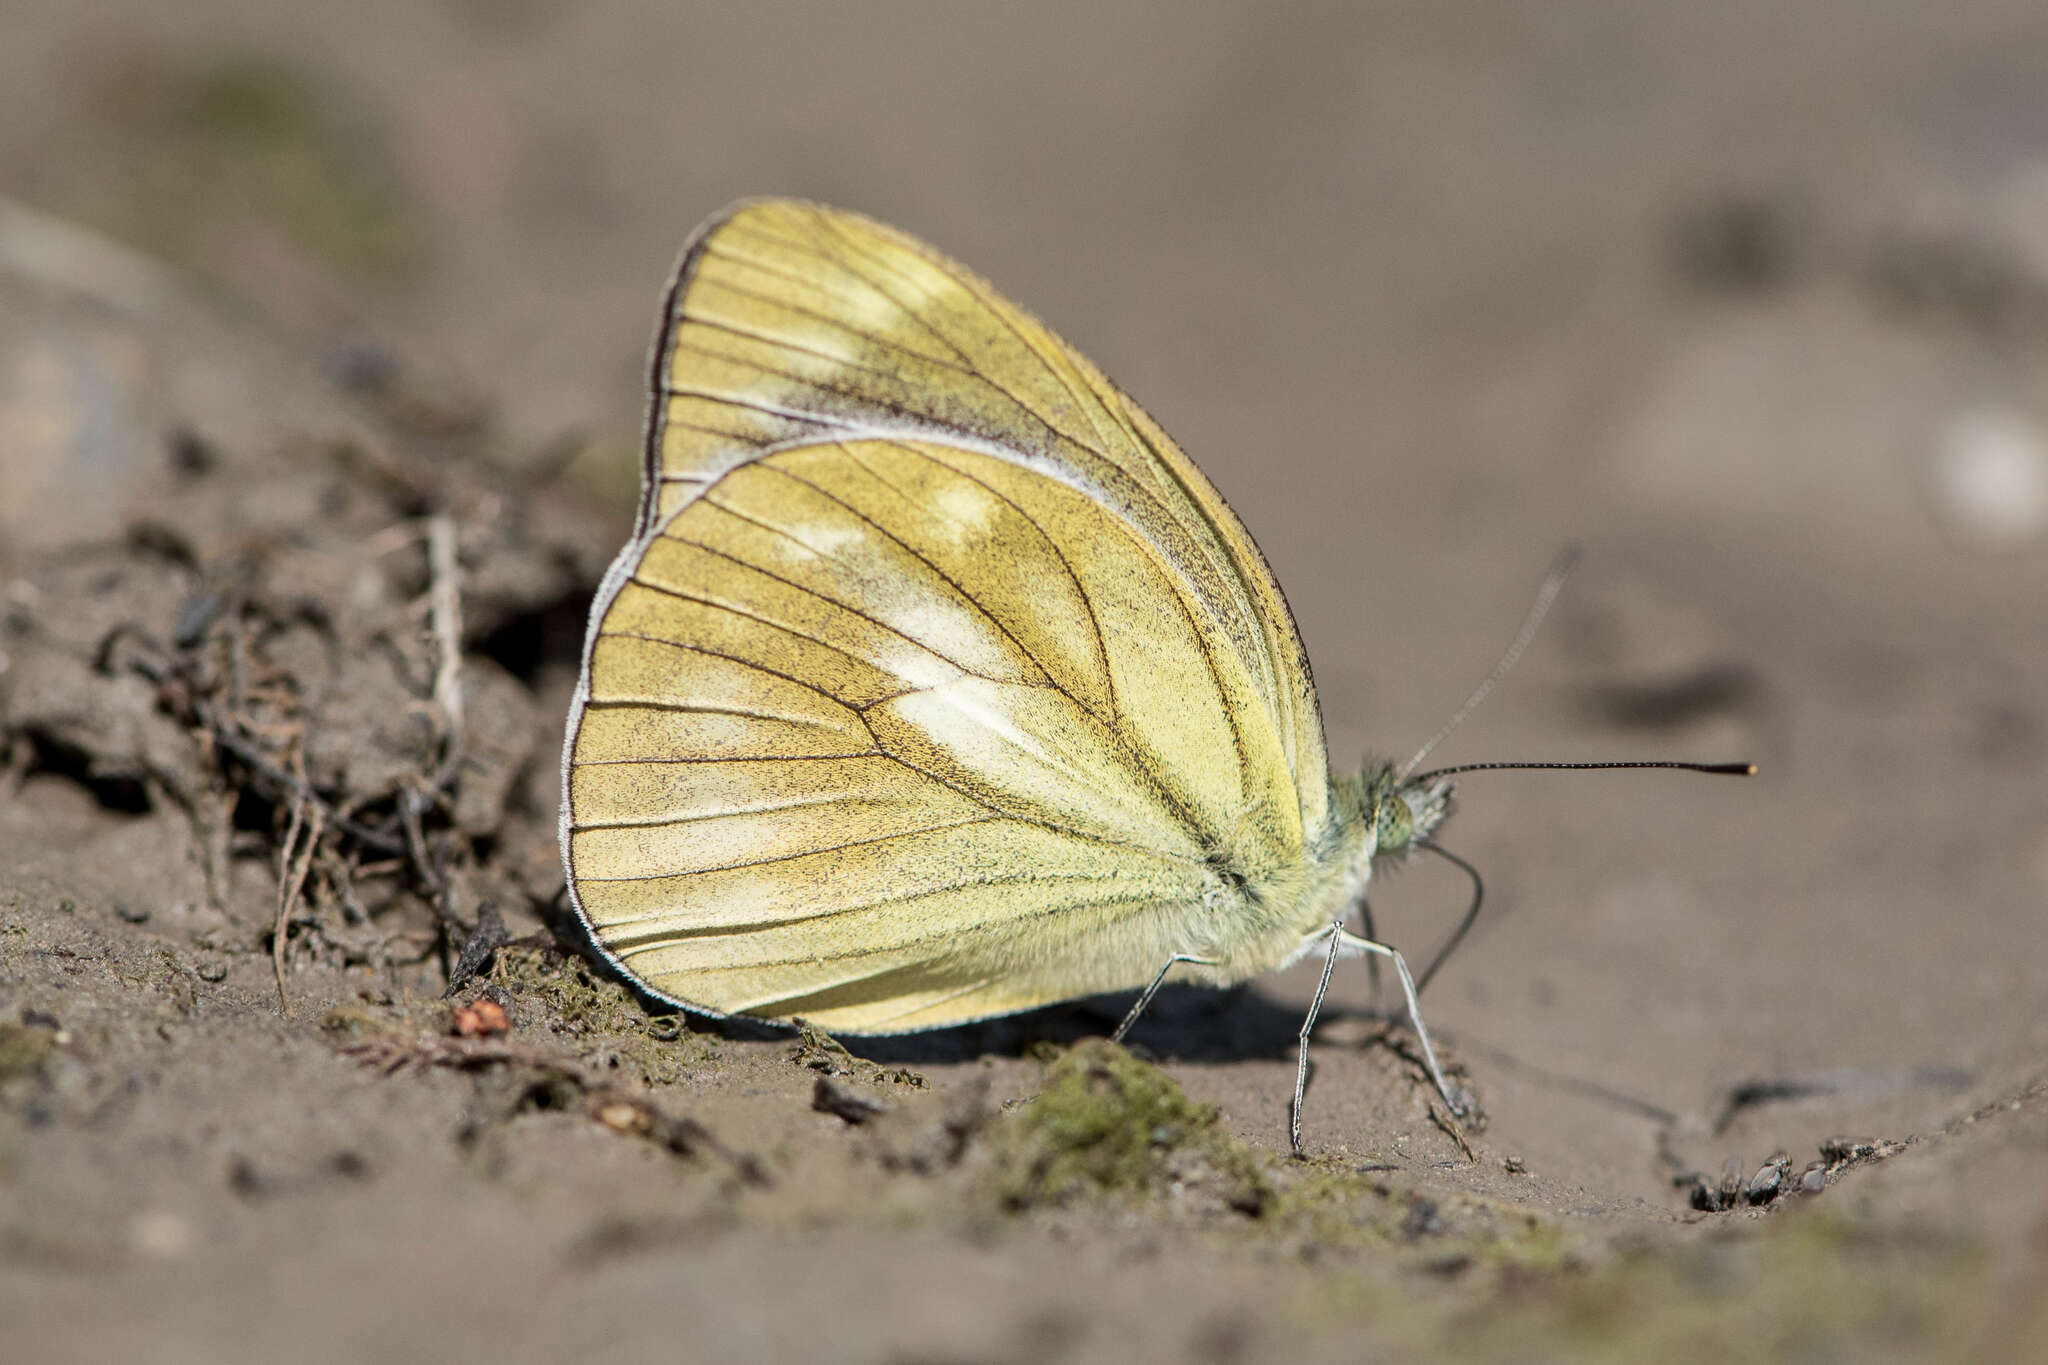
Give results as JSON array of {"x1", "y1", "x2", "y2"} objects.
[{"x1": 1359, "y1": 762, "x2": 1454, "y2": 862}]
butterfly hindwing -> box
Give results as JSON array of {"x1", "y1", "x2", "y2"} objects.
[{"x1": 570, "y1": 438, "x2": 1315, "y2": 1029}]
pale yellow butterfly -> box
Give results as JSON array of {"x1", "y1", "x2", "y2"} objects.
[{"x1": 560, "y1": 199, "x2": 1748, "y2": 1148}]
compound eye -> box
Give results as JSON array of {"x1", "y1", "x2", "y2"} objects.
[{"x1": 1377, "y1": 796, "x2": 1414, "y2": 850}]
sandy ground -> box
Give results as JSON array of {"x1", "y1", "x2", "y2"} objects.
[{"x1": 2, "y1": 3, "x2": 2046, "y2": 1361}]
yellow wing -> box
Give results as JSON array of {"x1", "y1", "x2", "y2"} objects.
[
  {"x1": 636, "y1": 199, "x2": 1330, "y2": 835},
  {"x1": 563, "y1": 202, "x2": 1339, "y2": 1032}
]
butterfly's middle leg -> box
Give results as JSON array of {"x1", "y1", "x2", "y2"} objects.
[
  {"x1": 1336, "y1": 927, "x2": 1462, "y2": 1119},
  {"x1": 1292, "y1": 923, "x2": 1466, "y2": 1155}
]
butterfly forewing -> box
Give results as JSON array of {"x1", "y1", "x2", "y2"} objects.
[{"x1": 639, "y1": 200, "x2": 1330, "y2": 836}]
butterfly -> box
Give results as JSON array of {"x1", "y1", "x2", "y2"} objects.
[{"x1": 559, "y1": 199, "x2": 1748, "y2": 1149}]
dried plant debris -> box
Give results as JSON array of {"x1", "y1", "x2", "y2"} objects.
[
  {"x1": 790, "y1": 1022, "x2": 928, "y2": 1091},
  {"x1": 443, "y1": 902, "x2": 510, "y2": 998},
  {"x1": 326, "y1": 1006, "x2": 763, "y2": 1186},
  {"x1": 444, "y1": 939, "x2": 721, "y2": 1089},
  {"x1": 489, "y1": 942, "x2": 690, "y2": 1040},
  {"x1": 0, "y1": 376, "x2": 609, "y2": 998}
]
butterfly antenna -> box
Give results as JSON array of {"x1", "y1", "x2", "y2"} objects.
[
  {"x1": 1399, "y1": 545, "x2": 1581, "y2": 781},
  {"x1": 1406, "y1": 758, "x2": 1756, "y2": 783}
]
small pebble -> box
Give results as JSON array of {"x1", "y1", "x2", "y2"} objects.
[
  {"x1": 450, "y1": 998, "x2": 509, "y2": 1038},
  {"x1": 114, "y1": 901, "x2": 150, "y2": 924},
  {"x1": 129, "y1": 1210, "x2": 194, "y2": 1258},
  {"x1": 1746, "y1": 1151, "x2": 1792, "y2": 1205},
  {"x1": 1717, "y1": 1156, "x2": 1746, "y2": 1209},
  {"x1": 595, "y1": 1101, "x2": 652, "y2": 1136},
  {"x1": 1923, "y1": 406, "x2": 2048, "y2": 550}
]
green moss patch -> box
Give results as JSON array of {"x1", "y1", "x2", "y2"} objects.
[
  {"x1": 992, "y1": 1040, "x2": 1271, "y2": 1213},
  {"x1": 43, "y1": 48, "x2": 422, "y2": 289},
  {"x1": 0, "y1": 1024, "x2": 59, "y2": 1089}
]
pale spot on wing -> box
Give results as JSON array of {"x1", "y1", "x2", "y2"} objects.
[
  {"x1": 868, "y1": 677, "x2": 1202, "y2": 862},
  {"x1": 872, "y1": 639, "x2": 962, "y2": 692},
  {"x1": 930, "y1": 476, "x2": 997, "y2": 542}
]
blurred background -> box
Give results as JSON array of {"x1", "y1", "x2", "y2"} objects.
[{"x1": 3, "y1": 1, "x2": 2046, "y2": 1353}]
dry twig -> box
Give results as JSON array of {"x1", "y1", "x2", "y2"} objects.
[
  {"x1": 272, "y1": 788, "x2": 325, "y2": 1012},
  {"x1": 425, "y1": 513, "x2": 465, "y2": 783}
]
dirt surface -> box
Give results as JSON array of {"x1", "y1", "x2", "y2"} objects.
[{"x1": 3, "y1": 4, "x2": 2046, "y2": 1361}]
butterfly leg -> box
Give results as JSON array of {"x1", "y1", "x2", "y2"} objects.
[
  {"x1": 1336, "y1": 928, "x2": 1463, "y2": 1119},
  {"x1": 1109, "y1": 953, "x2": 1221, "y2": 1044},
  {"x1": 1290, "y1": 922, "x2": 1346, "y2": 1155}
]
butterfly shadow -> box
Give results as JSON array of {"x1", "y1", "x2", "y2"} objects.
[{"x1": 825, "y1": 983, "x2": 1395, "y2": 1070}]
